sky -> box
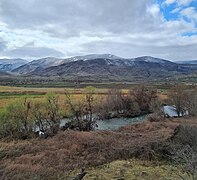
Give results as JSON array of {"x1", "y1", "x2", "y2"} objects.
[{"x1": 0, "y1": 0, "x2": 197, "y2": 61}]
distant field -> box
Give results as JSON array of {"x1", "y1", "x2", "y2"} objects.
[
  {"x1": 0, "y1": 86, "x2": 108, "y2": 109},
  {"x1": 0, "y1": 84, "x2": 170, "y2": 109}
]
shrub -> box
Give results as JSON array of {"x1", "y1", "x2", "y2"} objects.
[
  {"x1": 64, "y1": 87, "x2": 96, "y2": 131},
  {"x1": 0, "y1": 93, "x2": 62, "y2": 139},
  {"x1": 170, "y1": 125, "x2": 197, "y2": 180},
  {"x1": 146, "y1": 114, "x2": 164, "y2": 122},
  {"x1": 0, "y1": 97, "x2": 34, "y2": 139}
]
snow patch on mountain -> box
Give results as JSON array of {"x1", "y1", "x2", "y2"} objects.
[{"x1": 66, "y1": 54, "x2": 123, "y2": 62}]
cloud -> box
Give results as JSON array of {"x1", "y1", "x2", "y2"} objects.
[
  {"x1": 81, "y1": 32, "x2": 197, "y2": 60},
  {"x1": 0, "y1": 39, "x2": 7, "y2": 52},
  {"x1": 0, "y1": 0, "x2": 196, "y2": 60},
  {"x1": 4, "y1": 44, "x2": 65, "y2": 59},
  {"x1": 164, "y1": 0, "x2": 194, "y2": 6},
  {"x1": 0, "y1": 0, "x2": 151, "y2": 35},
  {"x1": 181, "y1": 7, "x2": 197, "y2": 21}
]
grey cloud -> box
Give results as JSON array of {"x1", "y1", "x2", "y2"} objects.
[
  {"x1": 0, "y1": 0, "x2": 156, "y2": 36},
  {"x1": 82, "y1": 40, "x2": 197, "y2": 61},
  {"x1": 0, "y1": 39, "x2": 7, "y2": 52},
  {"x1": 4, "y1": 45, "x2": 65, "y2": 59},
  {"x1": 0, "y1": 0, "x2": 196, "y2": 60}
]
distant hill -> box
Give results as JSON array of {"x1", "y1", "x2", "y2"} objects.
[
  {"x1": 0, "y1": 54, "x2": 194, "y2": 81},
  {"x1": 176, "y1": 60, "x2": 197, "y2": 65},
  {"x1": 12, "y1": 55, "x2": 125, "y2": 75},
  {"x1": 25, "y1": 55, "x2": 197, "y2": 81},
  {"x1": 12, "y1": 57, "x2": 67, "y2": 74},
  {"x1": 0, "y1": 71, "x2": 12, "y2": 76},
  {"x1": 64, "y1": 54, "x2": 123, "y2": 61},
  {"x1": 0, "y1": 58, "x2": 27, "y2": 72}
]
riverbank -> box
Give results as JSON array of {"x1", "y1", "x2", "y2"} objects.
[{"x1": 1, "y1": 117, "x2": 196, "y2": 179}]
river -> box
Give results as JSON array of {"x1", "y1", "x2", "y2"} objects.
[{"x1": 61, "y1": 115, "x2": 146, "y2": 131}]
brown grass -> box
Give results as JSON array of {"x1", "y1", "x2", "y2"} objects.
[
  {"x1": 0, "y1": 86, "x2": 168, "y2": 111},
  {"x1": 1, "y1": 117, "x2": 195, "y2": 179}
]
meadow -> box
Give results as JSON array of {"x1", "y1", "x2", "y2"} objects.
[{"x1": 0, "y1": 84, "x2": 169, "y2": 109}]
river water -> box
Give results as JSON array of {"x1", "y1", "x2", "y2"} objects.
[{"x1": 61, "y1": 115, "x2": 146, "y2": 131}]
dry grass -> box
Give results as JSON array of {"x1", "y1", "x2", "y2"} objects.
[
  {"x1": 0, "y1": 86, "x2": 108, "y2": 110},
  {"x1": 0, "y1": 86, "x2": 168, "y2": 111},
  {"x1": 0, "y1": 117, "x2": 194, "y2": 179},
  {"x1": 66, "y1": 159, "x2": 189, "y2": 179},
  {"x1": 0, "y1": 86, "x2": 109, "y2": 94}
]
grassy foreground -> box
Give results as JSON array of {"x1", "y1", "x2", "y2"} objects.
[
  {"x1": 1, "y1": 117, "x2": 195, "y2": 179},
  {"x1": 66, "y1": 160, "x2": 188, "y2": 180}
]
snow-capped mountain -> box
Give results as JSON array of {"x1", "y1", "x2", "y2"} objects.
[
  {"x1": 13, "y1": 57, "x2": 66, "y2": 74},
  {"x1": 176, "y1": 60, "x2": 197, "y2": 65},
  {"x1": 27, "y1": 55, "x2": 195, "y2": 80},
  {"x1": 12, "y1": 54, "x2": 124, "y2": 74},
  {"x1": 66, "y1": 54, "x2": 123, "y2": 62},
  {"x1": 6, "y1": 54, "x2": 197, "y2": 81},
  {"x1": 0, "y1": 58, "x2": 28, "y2": 72},
  {"x1": 134, "y1": 56, "x2": 172, "y2": 64}
]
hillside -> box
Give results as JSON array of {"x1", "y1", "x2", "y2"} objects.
[
  {"x1": 0, "y1": 54, "x2": 193, "y2": 82},
  {"x1": 28, "y1": 55, "x2": 196, "y2": 81},
  {"x1": 0, "y1": 117, "x2": 195, "y2": 179},
  {"x1": 13, "y1": 57, "x2": 66, "y2": 74},
  {"x1": 176, "y1": 60, "x2": 197, "y2": 64},
  {"x1": 0, "y1": 58, "x2": 27, "y2": 72}
]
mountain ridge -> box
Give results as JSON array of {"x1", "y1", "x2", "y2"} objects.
[
  {"x1": 176, "y1": 60, "x2": 197, "y2": 65},
  {"x1": 25, "y1": 55, "x2": 196, "y2": 81},
  {"x1": 1, "y1": 54, "x2": 196, "y2": 81},
  {"x1": 0, "y1": 58, "x2": 28, "y2": 72}
]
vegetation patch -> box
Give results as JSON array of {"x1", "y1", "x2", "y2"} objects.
[{"x1": 66, "y1": 159, "x2": 189, "y2": 180}]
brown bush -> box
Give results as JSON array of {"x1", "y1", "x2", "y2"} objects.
[
  {"x1": 172, "y1": 125, "x2": 197, "y2": 148},
  {"x1": 146, "y1": 113, "x2": 164, "y2": 122},
  {"x1": 0, "y1": 118, "x2": 180, "y2": 179}
]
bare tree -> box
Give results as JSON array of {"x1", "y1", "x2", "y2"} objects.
[
  {"x1": 45, "y1": 92, "x2": 61, "y2": 126},
  {"x1": 31, "y1": 100, "x2": 48, "y2": 133},
  {"x1": 169, "y1": 84, "x2": 187, "y2": 117},
  {"x1": 20, "y1": 97, "x2": 32, "y2": 134},
  {"x1": 98, "y1": 88, "x2": 141, "y2": 118},
  {"x1": 131, "y1": 85, "x2": 157, "y2": 114},
  {"x1": 64, "y1": 87, "x2": 96, "y2": 131},
  {"x1": 106, "y1": 88, "x2": 124, "y2": 114},
  {"x1": 185, "y1": 88, "x2": 197, "y2": 117},
  {"x1": 84, "y1": 86, "x2": 96, "y2": 122},
  {"x1": 65, "y1": 89, "x2": 85, "y2": 122}
]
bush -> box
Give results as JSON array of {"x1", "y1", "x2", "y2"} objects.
[
  {"x1": 170, "y1": 125, "x2": 197, "y2": 180},
  {"x1": 0, "y1": 98, "x2": 34, "y2": 139},
  {"x1": 98, "y1": 86, "x2": 158, "y2": 119},
  {"x1": 0, "y1": 93, "x2": 62, "y2": 139},
  {"x1": 146, "y1": 113, "x2": 164, "y2": 122},
  {"x1": 64, "y1": 87, "x2": 97, "y2": 131},
  {"x1": 173, "y1": 125, "x2": 197, "y2": 148}
]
